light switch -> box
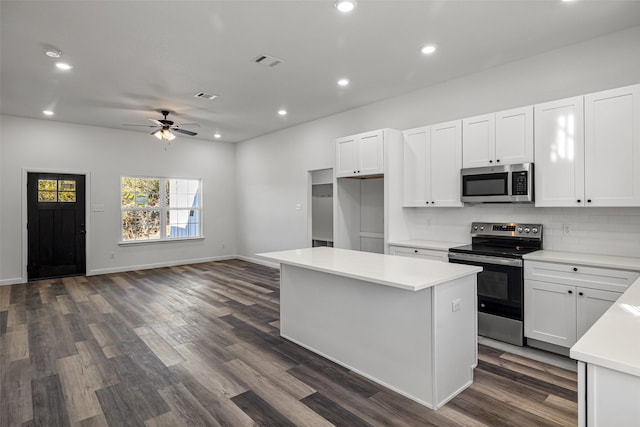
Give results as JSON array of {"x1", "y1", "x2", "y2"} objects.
[{"x1": 452, "y1": 298, "x2": 461, "y2": 312}]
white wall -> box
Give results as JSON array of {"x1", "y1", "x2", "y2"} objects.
[
  {"x1": 0, "y1": 116, "x2": 236, "y2": 284},
  {"x1": 236, "y1": 25, "x2": 640, "y2": 259}
]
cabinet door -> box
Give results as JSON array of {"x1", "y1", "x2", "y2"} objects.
[
  {"x1": 358, "y1": 131, "x2": 384, "y2": 176},
  {"x1": 524, "y1": 280, "x2": 577, "y2": 347},
  {"x1": 403, "y1": 127, "x2": 429, "y2": 206},
  {"x1": 462, "y1": 113, "x2": 495, "y2": 168},
  {"x1": 430, "y1": 120, "x2": 463, "y2": 207},
  {"x1": 584, "y1": 84, "x2": 640, "y2": 206},
  {"x1": 336, "y1": 135, "x2": 359, "y2": 177},
  {"x1": 576, "y1": 288, "x2": 621, "y2": 339},
  {"x1": 534, "y1": 96, "x2": 585, "y2": 207},
  {"x1": 495, "y1": 106, "x2": 533, "y2": 165}
]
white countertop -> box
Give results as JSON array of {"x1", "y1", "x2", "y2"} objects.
[
  {"x1": 387, "y1": 239, "x2": 467, "y2": 251},
  {"x1": 570, "y1": 276, "x2": 640, "y2": 377},
  {"x1": 257, "y1": 247, "x2": 481, "y2": 292},
  {"x1": 523, "y1": 250, "x2": 640, "y2": 271}
]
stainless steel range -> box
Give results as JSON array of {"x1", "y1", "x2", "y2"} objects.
[{"x1": 448, "y1": 222, "x2": 543, "y2": 346}]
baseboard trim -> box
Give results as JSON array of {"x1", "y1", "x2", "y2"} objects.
[
  {"x1": 1, "y1": 254, "x2": 276, "y2": 285},
  {"x1": 0, "y1": 277, "x2": 26, "y2": 286},
  {"x1": 88, "y1": 255, "x2": 236, "y2": 276}
]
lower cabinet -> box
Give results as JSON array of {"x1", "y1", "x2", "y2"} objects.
[
  {"x1": 524, "y1": 260, "x2": 638, "y2": 350},
  {"x1": 389, "y1": 245, "x2": 449, "y2": 262},
  {"x1": 524, "y1": 280, "x2": 620, "y2": 348}
]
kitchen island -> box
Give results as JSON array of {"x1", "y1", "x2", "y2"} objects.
[{"x1": 258, "y1": 247, "x2": 481, "y2": 409}]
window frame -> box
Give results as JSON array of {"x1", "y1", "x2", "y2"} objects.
[{"x1": 119, "y1": 176, "x2": 203, "y2": 245}]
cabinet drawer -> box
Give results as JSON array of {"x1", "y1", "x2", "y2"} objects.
[
  {"x1": 524, "y1": 260, "x2": 639, "y2": 293},
  {"x1": 389, "y1": 246, "x2": 448, "y2": 262}
]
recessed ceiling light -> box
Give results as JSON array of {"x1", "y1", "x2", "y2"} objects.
[
  {"x1": 335, "y1": 0, "x2": 356, "y2": 13},
  {"x1": 55, "y1": 62, "x2": 73, "y2": 70},
  {"x1": 421, "y1": 44, "x2": 437, "y2": 55},
  {"x1": 278, "y1": 109, "x2": 288, "y2": 116},
  {"x1": 44, "y1": 47, "x2": 62, "y2": 58},
  {"x1": 337, "y1": 78, "x2": 350, "y2": 87},
  {"x1": 43, "y1": 110, "x2": 54, "y2": 116},
  {"x1": 213, "y1": 133, "x2": 221, "y2": 139}
]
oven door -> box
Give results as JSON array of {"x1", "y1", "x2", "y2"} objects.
[{"x1": 448, "y1": 252, "x2": 523, "y2": 320}]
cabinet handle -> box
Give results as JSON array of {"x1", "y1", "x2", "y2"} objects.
[
  {"x1": 357, "y1": 170, "x2": 360, "y2": 173},
  {"x1": 579, "y1": 292, "x2": 584, "y2": 296},
  {"x1": 587, "y1": 199, "x2": 592, "y2": 203},
  {"x1": 568, "y1": 290, "x2": 573, "y2": 294},
  {"x1": 489, "y1": 160, "x2": 493, "y2": 164},
  {"x1": 496, "y1": 159, "x2": 500, "y2": 163},
  {"x1": 431, "y1": 201, "x2": 435, "y2": 204},
  {"x1": 414, "y1": 249, "x2": 418, "y2": 253},
  {"x1": 577, "y1": 199, "x2": 581, "y2": 203},
  {"x1": 573, "y1": 267, "x2": 578, "y2": 272}
]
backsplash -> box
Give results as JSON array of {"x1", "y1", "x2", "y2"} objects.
[{"x1": 405, "y1": 206, "x2": 640, "y2": 258}]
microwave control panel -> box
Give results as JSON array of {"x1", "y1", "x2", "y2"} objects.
[{"x1": 512, "y1": 172, "x2": 528, "y2": 195}]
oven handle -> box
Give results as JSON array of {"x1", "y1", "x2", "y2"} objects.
[{"x1": 448, "y1": 252, "x2": 522, "y2": 267}]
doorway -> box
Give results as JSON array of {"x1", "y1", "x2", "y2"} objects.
[
  {"x1": 27, "y1": 172, "x2": 86, "y2": 280},
  {"x1": 309, "y1": 168, "x2": 334, "y2": 248}
]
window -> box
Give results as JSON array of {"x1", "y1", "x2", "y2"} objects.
[
  {"x1": 38, "y1": 178, "x2": 77, "y2": 202},
  {"x1": 121, "y1": 177, "x2": 201, "y2": 242}
]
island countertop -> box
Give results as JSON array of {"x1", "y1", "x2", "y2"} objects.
[{"x1": 258, "y1": 246, "x2": 481, "y2": 292}]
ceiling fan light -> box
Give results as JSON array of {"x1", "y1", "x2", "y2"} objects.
[
  {"x1": 164, "y1": 130, "x2": 176, "y2": 141},
  {"x1": 152, "y1": 129, "x2": 163, "y2": 140}
]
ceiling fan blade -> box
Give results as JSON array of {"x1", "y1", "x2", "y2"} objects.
[
  {"x1": 173, "y1": 128, "x2": 198, "y2": 136},
  {"x1": 174, "y1": 122, "x2": 201, "y2": 128},
  {"x1": 148, "y1": 118, "x2": 163, "y2": 126}
]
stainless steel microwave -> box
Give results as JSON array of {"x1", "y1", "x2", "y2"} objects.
[{"x1": 461, "y1": 163, "x2": 534, "y2": 203}]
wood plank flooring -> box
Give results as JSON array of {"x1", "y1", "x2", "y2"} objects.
[{"x1": 0, "y1": 260, "x2": 578, "y2": 426}]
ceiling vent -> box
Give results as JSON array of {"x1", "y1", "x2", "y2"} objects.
[
  {"x1": 194, "y1": 92, "x2": 218, "y2": 100},
  {"x1": 251, "y1": 54, "x2": 283, "y2": 67}
]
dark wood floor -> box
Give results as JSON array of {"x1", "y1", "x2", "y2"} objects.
[{"x1": 0, "y1": 259, "x2": 578, "y2": 426}]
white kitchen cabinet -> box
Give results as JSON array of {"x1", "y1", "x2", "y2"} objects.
[
  {"x1": 336, "y1": 130, "x2": 384, "y2": 178},
  {"x1": 462, "y1": 106, "x2": 533, "y2": 168},
  {"x1": 524, "y1": 260, "x2": 638, "y2": 350},
  {"x1": 534, "y1": 96, "x2": 585, "y2": 207},
  {"x1": 535, "y1": 84, "x2": 640, "y2": 207},
  {"x1": 576, "y1": 288, "x2": 621, "y2": 339},
  {"x1": 389, "y1": 245, "x2": 449, "y2": 262},
  {"x1": 584, "y1": 84, "x2": 640, "y2": 206},
  {"x1": 525, "y1": 279, "x2": 577, "y2": 347},
  {"x1": 402, "y1": 121, "x2": 462, "y2": 207}
]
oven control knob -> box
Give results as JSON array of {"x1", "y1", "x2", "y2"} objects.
[
  {"x1": 532, "y1": 227, "x2": 539, "y2": 234},
  {"x1": 524, "y1": 227, "x2": 530, "y2": 234},
  {"x1": 473, "y1": 225, "x2": 478, "y2": 231},
  {"x1": 518, "y1": 227, "x2": 524, "y2": 233},
  {"x1": 479, "y1": 226, "x2": 485, "y2": 231}
]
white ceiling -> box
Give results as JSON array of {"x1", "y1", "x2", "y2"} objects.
[{"x1": 2, "y1": 1, "x2": 640, "y2": 143}]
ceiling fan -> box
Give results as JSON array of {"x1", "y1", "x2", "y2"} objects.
[{"x1": 124, "y1": 110, "x2": 199, "y2": 141}]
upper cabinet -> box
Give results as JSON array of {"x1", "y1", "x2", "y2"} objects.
[
  {"x1": 534, "y1": 96, "x2": 585, "y2": 207},
  {"x1": 584, "y1": 85, "x2": 640, "y2": 206},
  {"x1": 336, "y1": 130, "x2": 384, "y2": 178},
  {"x1": 403, "y1": 120, "x2": 462, "y2": 207},
  {"x1": 462, "y1": 106, "x2": 533, "y2": 168},
  {"x1": 535, "y1": 84, "x2": 640, "y2": 207}
]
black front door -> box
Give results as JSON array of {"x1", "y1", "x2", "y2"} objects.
[{"x1": 27, "y1": 172, "x2": 86, "y2": 280}]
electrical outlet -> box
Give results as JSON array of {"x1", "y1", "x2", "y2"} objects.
[
  {"x1": 452, "y1": 298, "x2": 461, "y2": 312},
  {"x1": 562, "y1": 224, "x2": 571, "y2": 235},
  {"x1": 295, "y1": 203, "x2": 301, "y2": 211}
]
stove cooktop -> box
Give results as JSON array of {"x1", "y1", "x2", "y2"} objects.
[
  {"x1": 449, "y1": 243, "x2": 541, "y2": 259},
  {"x1": 449, "y1": 221, "x2": 544, "y2": 259}
]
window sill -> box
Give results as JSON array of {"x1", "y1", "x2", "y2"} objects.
[{"x1": 118, "y1": 236, "x2": 205, "y2": 247}]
